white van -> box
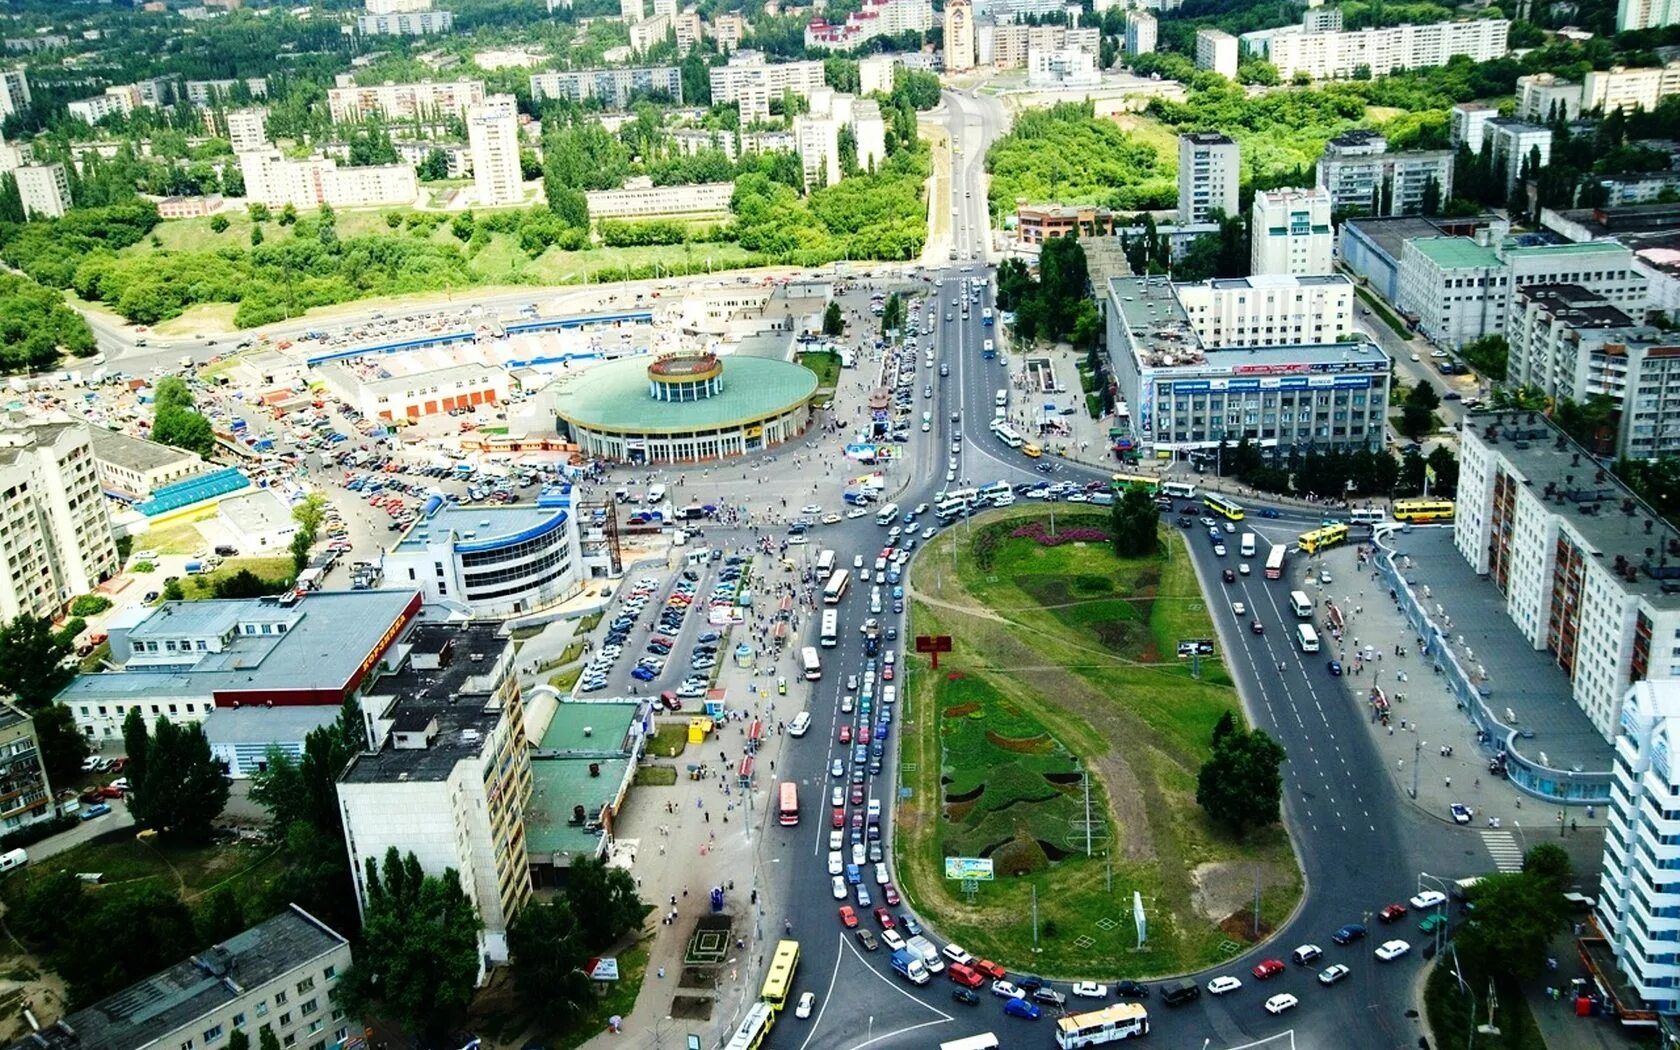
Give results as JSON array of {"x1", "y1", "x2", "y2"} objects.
[
  {"x1": 789, "y1": 712, "x2": 812, "y2": 737},
  {"x1": 0, "y1": 848, "x2": 27, "y2": 873},
  {"x1": 646, "y1": 484, "x2": 667, "y2": 505},
  {"x1": 882, "y1": 684, "x2": 898, "y2": 705},
  {"x1": 1296, "y1": 624, "x2": 1320, "y2": 653}
]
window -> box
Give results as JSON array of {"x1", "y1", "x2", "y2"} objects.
[
  {"x1": 301, "y1": 1000, "x2": 318, "y2": 1017},
  {"x1": 283, "y1": 1037, "x2": 296, "y2": 1048},
  {"x1": 255, "y1": 1003, "x2": 270, "y2": 1018},
  {"x1": 204, "y1": 1026, "x2": 224, "y2": 1044},
  {"x1": 323, "y1": 965, "x2": 337, "y2": 980},
  {"x1": 275, "y1": 991, "x2": 288, "y2": 1006},
  {"x1": 297, "y1": 977, "x2": 315, "y2": 993},
  {"x1": 279, "y1": 1013, "x2": 292, "y2": 1027},
  {"x1": 232, "y1": 1014, "x2": 246, "y2": 1029}
]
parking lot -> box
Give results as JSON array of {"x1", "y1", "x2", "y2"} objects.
[{"x1": 577, "y1": 555, "x2": 750, "y2": 699}]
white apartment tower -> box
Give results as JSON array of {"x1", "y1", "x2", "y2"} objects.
[
  {"x1": 1126, "y1": 11, "x2": 1157, "y2": 56},
  {"x1": 1177, "y1": 132, "x2": 1239, "y2": 224},
  {"x1": 945, "y1": 0, "x2": 976, "y2": 72},
  {"x1": 1618, "y1": 0, "x2": 1680, "y2": 30},
  {"x1": 0, "y1": 68, "x2": 28, "y2": 122},
  {"x1": 1250, "y1": 187, "x2": 1333, "y2": 276},
  {"x1": 468, "y1": 94, "x2": 524, "y2": 206},
  {"x1": 226, "y1": 107, "x2": 269, "y2": 153},
  {"x1": 0, "y1": 422, "x2": 119, "y2": 621},
  {"x1": 15, "y1": 162, "x2": 70, "y2": 219},
  {"x1": 1195, "y1": 27, "x2": 1238, "y2": 78}
]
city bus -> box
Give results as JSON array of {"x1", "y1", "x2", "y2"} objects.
[
  {"x1": 990, "y1": 421, "x2": 1024, "y2": 448},
  {"x1": 1393, "y1": 498, "x2": 1456, "y2": 523},
  {"x1": 724, "y1": 1002, "x2": 775, "y2": 1050},
  {"x1": 1110, "y1": 473, "x2": 1160, "y2": 495},
  {"x1": 815, "y1": 548, "x2": 837, "y2": 578},
  {"x1": 982, "y1": 307, "x2": 994, "y2": 326},
  {"x1": 800, "y1": 646, "x2": 822, "y2": 681},
  {"x1": 1289, "y1": 590, "x2": 1315, "y2": 618},
  {"x1": 875, "y1": 502, "x2": 901, "y2": 526},
  {"x1": 820, "y1": 608, "x2": 839, "y2": 647},
  {"x1": 940, "y1": 1036, "x2": 1001, "y2": 1050},
  {"x1": 777, "y1": 781, "x2": 799, "y2": 827},
  {"x1": 1160, "y1": 481, "x2": 1198, "y2": 499},
  {"x1": 760, "y1": 940, "x2": 801, "y2": 1010},
  {"x1": 1349, "y1": 507, "x2": 1387, "y2": 525},
  {"x1": 1204, "y1": 493, "x2": 1246, "y2": 521},
  {"x1": 1264, "y1": 545, "x2": 1287, "y2": 580},
  {"x1": 978, "y1": 480, "x2": 1013, "y2": 506},
  {"x1": 823, "y1": 570, "x2": 850, "y2": 605},
  {"x1": 1054, "y1": 1004, "x2": 1151, "y2": 1048},
  {"x1": 1298, "y1": 523, "x2": 1349, "y2": 555}
]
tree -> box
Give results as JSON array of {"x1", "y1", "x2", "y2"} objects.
[
  {"x1": 209, "y1": 215, "x2": 230, "y2": 233},
  {"x1": 127, "y1": 716, "x2": 230, "y2": 842},
  {"x1": 822, "y1": 300, "x2": 844, "y2": 336},
  {"x1": 507, "y1": 896, "x2": 597, "y2": 1028},
  {"x1": 1195, "y1": 718, "x2": 1287, "y2": 833},
  {"x1": 34, "y1": 705, "x2": 90, "y2": 787},
  {"x1": 562, "y1": 855, "x2": 647, "y2": 951},
  {"x1": 1455, "y1": 864, "x2": 1570, "y2": 977},
  {"x1": 1522, "y1": 842, "x2": 1572, "y2": 890},
  {"x1": 1459, "y1": 334, "x2": 1508, "y2": 380},
  {"x1": 1110, "y1": 487, "x2": 1160, "y2": 557},
  {"x1": 0, "y1": 613, "x2": 78, "y2": 708},
  {"x1": 335, "y1": 848, "x2": 481, "y2": 1037},
  {"x1": 152, "y1": 404, "x2": 215, "y2": 457},
  {"x1": 250, "y1": 224, "x2": 264, "y2": 247},
  {"x1": 418, "y1": 148, "x2": 452, "y2": 182},
  {"x1": 1400, "y1": 380, "x2": 1440, "y2": 440},
  {"x1": 251, "y1": 696, "x2": 362, "y2": 837}
]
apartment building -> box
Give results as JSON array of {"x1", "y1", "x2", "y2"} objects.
[
  {"x1": 1585, "y1": 63, "x2": 1680, "y2": 115},
  {"x1": 467, "y1": 94, "x2": 524, "y2": 207},
  {"x1": 1485, "y1": 117, "x2": 1552, "y2": 192},
  {"x1": 238, "y1": 151, "x2": 419, "y2": 210},
  {"x1": 325, "y1": 77, "x2": 485, "y2": 123},
  {"x1": 804, "y1": 0, "x2": 933, "y2": 51},
  {"x1": 628, "y1": 13, "x2": 673, "y2": 54},
  {"x1": 227, "y1": 107, "x2": 269, "y2": 152},
  {"x1": 1250, "y1": 187, "x2": 1333, "y2": 275},
  {"x1": 184, "y1": 77, "x2": 268, "y2": 107},
  {"x1": 859, "y1": 54, "x2": 898, "y2": 94},
  {"x1": 1174, "y1": 274, "x2": 1354, "y2": 348},
  {"x1": 367, "y1": 0, "x2": 434, "y2": 11},
  {"x1": 1177, "y1": 131, "x2": 1239, "y2": 224},
  {"x1": 529, "y1": 66, "x2": 682, "y2": 108},
  {"x1": 1450, "y1": 101, "x2": 1496, "y2": 149},
  {"x1": 1248, "y1": 18, "x2": 1509, "y2": 81},
  {"x1": 4, "y1": 907, "x2": 356, "y2": 1050},
  {"x1": 945, "y1": 0, "x2": 976, "y2": 71},
  {"x1": 0, "y1": 137, "x2": 33, "y2": 174},
  {"x1": 979, "y1": 23, "x2": 1099, "y2": 68},
  {"x1": 1125, "y1": 10, "x2": 1157, "y2": 55},
  {"x1": 1617, "y1": 0, "x2": 1680, "y2": 31},
  {"x1": 1315, "y1": 129, "x2": 1453, "y2": 217},
  {"x1": 713, "y1": 11, "x2": 748, "y2": 51},
  {"x1": 16, "y1": 163, "x2": 70, "y2": 219},
  {"x1": 0, "y1": 703, "x2": 53, "y2": 832},
  {"x1": 1455, "y1": 411, "x2": 1680, "y2": 740},
  {"x1": 1517, "y1": 72, "x2": 1582, "y2": 122},
  {"x1": 338, "y1": 622, "x2": 534, "y2": 962},
  {"x1": 1195, "y1": 27, "x2": 1238, "y2": 78},
  {"x1": 795, "y1": 112, "x2": 841, "y2": 188},
  {"x1": 0, "y1": 422, "x2": 118, "y2": 621},
  {"x1": 709, "y1": 51, "x2": 825, "y2": 124},
  {"x1": 1104, "y1": 275, "x2": 1390, "y2": 457},
  {"x1": 67, "y1": 93, "x2": 127, "y2": 124},
  {"x1": 0, "y1": 68, "x2": 28, "y2": 122},
  {"x1": 356, "y1": 10, "x2": 455, "y2": 33}
]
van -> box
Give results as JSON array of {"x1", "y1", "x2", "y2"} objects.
[
  {"x1": 1159, "y1": 979, "x2": 1200, "y2": 1005},
  {"x1": 789, "y1": 712, "x2": 812, "y2": 737},
  {"x1": 1296, "y1": 624, "x2": 1320, "y2": 653},
  {"x1": 0, "y1": 848, "x2": 27, "y2": 873}
]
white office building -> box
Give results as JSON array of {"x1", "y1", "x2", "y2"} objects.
[
  {"x1": 1125, "y1": 10, "x2": 1157, "y2": 55},
  {"x1": 467, "y1": 93, "x2": 524, "y2": 206},
  {"x1": 0, "y1": 422, "x2": 119, "y2": 621},
  {"x1": 1246, "y1": 18, "x2": 1508, "y2": 81},
  {"x1": 1195, "y1": 27, "x2": 1238, "y2": 78},
  {"x1": 1251, "y1": 187, "x2": 1334, "y2": 275},
  {"x1": 529, "y1": 66, "x2": 682, "y2": 108},
  {"x1": 1174, "y1": 274, "x2": 1354, "y2": 348},
  {"x1": 709, "y1": 51, "x2": 825, "y2": 124},
  {"x1": 1027, "y1": 47, "x2": 1100, "y2": 87},
  {"x1": 1177, "y1": 131, "x2": 1239, "y2": 224},
  {"x1": 15, "y1": 162, "x2": 70, "y2": 219}
]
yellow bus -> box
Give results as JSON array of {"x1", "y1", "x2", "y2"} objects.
[
  {"x1": 761, "y1": 939, "x2": 801, "y2": 1010},
  {"x1": 1393, "y1": 498, "x2": 1456, "y2": 523},
  {"x1": 1204, "y1": 493, "x2": 1245, "y2": 520},
  {"x1": 1110, "y1": 473, "x2": 1160, "y2": 495},
  {"x1": 1055, "y1": 1003, "x2": 1150, "y2": 1047},
  {"x1": 1298, "y1": 523, "x2": 1349, "y2": 555},
  {"x1": 723, "y1": 1002, "x2": 775, "y2": 1050}
]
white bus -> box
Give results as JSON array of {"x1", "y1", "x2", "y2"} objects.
[
  {"x1": 1239, "y1": 533, "x2": 1256, "y2": 558},
  {"x1": 1289, "y1": 590, "x2": 1314, "y2": 618},
  {"x1": 820, "y1": 609, "x2": 839, "y2": 647},
  {"x1": 994, "y1": 388, "x2": 1009, "y2": 408},
  {"x1": 815, "y1": 548, "x2": 837, "y2": 577},
  {"x1": 989, "y1": 421, "x2": 1024, "y2": 448},
  {"x1": 1350, "y1": 507, "x2": 1387, "y2": 525},
  {"x1": 875, "y1": 502, "x2": 901, "y2": 526},
  {"x1": 1296, "y1": 623, "x2": 1320, "y2": 653},
  {"x1": 1054, "y1": 1004, "x2": 1150, "y2": 1048},
  {"x1": 940, "y1": 1036, "x2": 1000, "y2": 1050},
  {"x1": 800, "y1": 646, "x2": 822, "y2": 680},
  {"x1": 978, "y1": 481, "x2": 1013, "y2": 505},
  {"x1": 823, "y1": 570, "x2": 851, "y2": 605},
  {"x1": 1160, "y1": 481, "x2": 1198, "y2": 499}
]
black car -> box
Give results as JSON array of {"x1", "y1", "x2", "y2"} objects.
[
  {"x1": 1116, "y1": 980, "x2": 1150, "y2": 999},
  {"x1": 1015, "y1": 973, "x2": 1045, "y2": 992},
  {"x1": 952, "y1": 989, "x2": 980, "y2": 1006}
]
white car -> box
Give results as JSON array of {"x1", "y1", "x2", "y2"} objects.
[
  {"x1": 1409, "y1": 890, "x2": 1447, "y2": 910},
  {"x1": 827, "y1": 850, "x2": 843, "y2": 876},
  {"x1": 922, "y1": 526, "x2": 937, "y2": 539},
  {"x1": 875, "y1": 862, "x2": 890, "y2": 885},
  {"x1": 802, "y1": 504, "x2": 823, "y2": 515},
  {"x1": 1232, "y1": 601, "x2": 1246, "y2": 616},
  {"x1": 881, "y1": 929, "x2": 907, "y2": 951},
  {"x1": 853, "y1": 554, "x2": 865, "y2": 569},
  {"x1": 1375, "y1": 939, "x2": 1412, "y2": 962},
  {"x1": 1207, "y1": 975, "x2": 1243, "y2": 996},
  {"x1": 831, "y1": 787, "x2": 844, "y2": 807},
  {"x1": 1071, "y1": 982, "x2": 1108, "y2": 999},
  {"x1": 1240, "y1": 562, "x2": 1251, "y2": 575},
  {"x1": 832, "y1": 876, "x2": 848, "y2": 899},
  {"x1": 852, "y1": 843, "x2": 866, "y2": 866},
  {"x1": 829, "y1": 830, "x2": 843, "y2": 850},
  {"x1": 991, "y1": 979, "x2": 1023, "y2": 999},
  {"x1": 1224, "y1": 521, "x2": 1236, "y2": 533},
  {"x1": 1264, "y1": 993, "x2": 1299, "y2": 1015},
  {"x1": 1318, "y1": 964, "x2": 1351, "y2": 986},
  {"x1": 1320, "y1": 568, "x2": 1333, "y2": 583},
  {"x1": 822, "y1": 513, "x2": 842, "y2": 525},
  {"x1": 943, "y1": 943, "x2": 973, "y2": 965},
  {"x1": 846, "y1": 508, "x2": 867, "y2": 519},
  {"x1": 796, "y1": 991, "x2": 816, "y2": 1019}
]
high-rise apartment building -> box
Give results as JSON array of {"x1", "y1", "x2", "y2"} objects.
[
  {"x1": 0, "y1": 422, "x2": 119, "y2": 621},
  {"x1": 859, "y1": 54, "x2": 897, "y2": 94},
  {"x1": 1244, "y1": 18, "x2": 1508, "y2": 80},
  {"x1": 1125, "y1": 10, "x2": 1157, "y2": 55},
  {"x1": 1177, "y1": 131, "x2": 1239, "y2": 224},
  {"x1": 0, "y1": 703, "x2": 54, "y2": 832},
  {"x1": 1315, "y1": 129, "x2": 1452, "y2": 217},
  {"x1": 367, "y1": 0, "x2": 433, "y2": 11},
  {"x1": 528, "y1": 66, "x2": 682, "y2": 108},
  {"x1": 1250, "y1": 187, "x2": 1333, "y2": 275},
  {"x1": 709, "y1": 51, "x2": 826, "y2": 124},
  {"x1": 1450, "y1": 101, "x2": 1496, "y2": 149},
  {"x1": 239, "y1": 151, "x2": 419, "y2": 209},
  {"x1": 15, "y1": 162, "x2": 70, "y2": 219},
  {"x1": 1195, "y1": 27, "x2": 1238, "y2": 77},
  {"x1": 467, "y1": 93, "x2": 523, "y2": 206},
  {"x1": 804, "y1": 0, "x2": 933, "y2": 50},
  {"x1": 0, "y1": 68, "x2": 29, "y2": 122},
  {"x1": 945, "y1": 0, "x2": 976, "y2": 71},
  {"x1": 226, "y1": 107, "x2": 269, "y2": 152},
  {"x1": 356, "y1": 10, "x2": 455, "y2": 34},
  {"x1": 1485, "y1": 117, "x2": 1552, "y2": 191},
  {"x1": 326, "y1": 77, "x2": 485, "y2": 123},
  {"x1": 1618, "y1": 0, "x2": 1680, "y2": 31}
]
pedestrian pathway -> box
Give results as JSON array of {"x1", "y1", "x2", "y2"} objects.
[{"x1": 1479, "y1": 829, "x2": 1524, "y2": 873}]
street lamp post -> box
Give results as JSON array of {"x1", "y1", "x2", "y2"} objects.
[
  {"x1": 1411, "y1": 731, "x2": 1424, "y2": 799},
  {"x1": 1418, "y1": 871, "x2": 1451, "y2": 955}
]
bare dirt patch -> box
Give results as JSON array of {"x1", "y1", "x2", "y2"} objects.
[
  {"x1": 945, "y1": 703, "x2": 980, "y2": 718},
  {"x1": 1219, "y1": 907, "x2": 1274, "y2": 944},
  {"x1": 985, "y1": 730, "x2": 1055, "y2": 753},
  {"x1": 1190, "y1": 861, "x2": 1296, "y2": 924},
  {"x1": 670, "y1": 996, "x2": 714, "y2": 1020}
]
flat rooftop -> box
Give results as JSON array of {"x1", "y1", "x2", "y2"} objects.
[
  {"x1": 537, "y1": 700, "x2": 641, "y2": 753},
  {"x1": 1407, "y1": 235, "x2": 1502, "y2": 270},
  {"x1": 1466, "y1": 409, "x2": 1680, "y2": 609},
  {"x1": 86, "y1": 426, "x2": 201, "y2": 473},
  {"x1": 393, "y1": 501, "x2": 567, "y2": 553},
  {"x1": 1516, "y1": 283, "x2": 1636, "y2": 328},
  {"x1": 1202, "y1": 274, "x2": 1351, "y2": 291},
  {"x1": 1344, "y1": 215, "x2": 1484, "y2": 263},
  {"x1": 524, "y1": 754, "x2": 628, "y2": 859}
]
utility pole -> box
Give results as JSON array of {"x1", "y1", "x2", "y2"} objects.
[
  {"x1": 1083, "y1": 772, "x2": 1093, "y2": 858},
  {"x1": 1411, "y1": 731, "x2": 1422, "y2": 799},
  {"x1": 1032, "y1": 884, "x2": 1040, "y2": 951}
]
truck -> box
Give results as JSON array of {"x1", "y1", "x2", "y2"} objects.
[
  {"x1": 862, "y1": 619, "x2": 881, "y2": 657},
  {"x1": 184, "y1": 561, "x2": 209, "y2": 575},
  {"x1": 890, "y1": 948, "x2": 930, "y2": 985},
  {"x1": 905, "y1": 935, "x2": 944, "y2": 973}
]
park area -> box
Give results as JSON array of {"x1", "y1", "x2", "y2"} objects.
[{"x1": 896, "y1": 508, "x2": 1300, "y2": 978}]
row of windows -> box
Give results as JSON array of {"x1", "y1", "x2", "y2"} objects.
[
  {"x1": 464, "y1": 557, "x2": 573, "y2": 602},
  {"x1": 459, "y1": 527, "x2": 569, "y2": 570}
]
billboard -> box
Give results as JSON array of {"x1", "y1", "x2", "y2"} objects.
[{"x1": 944, "y1": 857, "x2": 995, "y2": 881}]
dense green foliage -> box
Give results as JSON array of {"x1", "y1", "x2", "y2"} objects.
[
  {"x1": 0, "y1": 272, "x2": 96, "y2": 373},
  {"x1": 11, "y1": 873, "x2": 206, "y2": 1006},
  {"x1": 732, "y1": 144, "x2": 928, "y2": 262},
  {"x1": 152, "y1": 376, "x2": 216, "y2": 458},
  {"x1": 994, "y1": 238, "x2": 1098, "y2": 345},
  {"x1": 985, "y1": 102, "x2": 1175, "y2": 215},
  {"x1": 1109, "y1": 488, "x2": 1161, "y2": 556},
  {"x1": 0, "y1": 613, "x2": 80, "y2": 710},
  {"x1": 1196, "y1": 711, "x2": 1287, "y2": 834},
  {"x1": 1459, "y1": 334, "x2": 1509, "y2": 381},
  {"x1": 121, "y1": 710, "x2": 231, "y2": 843},
  {"x1": 1219, "y1": 435, "x2": 1458, "y2": 499}
]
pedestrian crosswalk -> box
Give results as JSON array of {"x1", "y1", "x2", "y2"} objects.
[{"x1": 1481, "y1": 830, "x2": 1524, "y2": 873}]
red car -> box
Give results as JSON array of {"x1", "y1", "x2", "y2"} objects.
[
  {"x1": 1252, "y1": 959, "x2": 1286, "y2": 980},
  {"x1": 874, "y1": 907, "x2": 895, "y2": 928},
  {"x1": 839, "y1": 725, "x2": 853, "y2": 744},
  {"x1": 974, "y1": 959, "x2": 1007, "y2": 981},
  {"x1": 947, "y1": 963, "x2": 984, "y2": 988},
  {"x1": 882, "y1": 883, "x2": 901, "y2": 905},
  {"x1": 838, "y1": 906, "x2": 858, "y2": 928},
  {"x1": 1378, "y1": 903, "x2": 1409, "y2": 923},
  {"x1": 851, "y1": 812, "x2": 864, "y2": 832},
  {"x1": 849, "y1": 784, "x2": 865, "y2": 805},
  {"x1": 859, "y1": 726, "x2": 872, "y2": 745},
  {"x1": 883, "y1": 665, "x2": 894, "y2": 681},
  {"x1": 832, "y1": 807, "x2": 845, "y2": 828}
]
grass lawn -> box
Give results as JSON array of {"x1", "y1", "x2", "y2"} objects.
[
  {"x1": 576, "y1": 612, "x2": 604, "y2": 633},
  {"x1": 633, "y1": 766, "x2": 679, "y2": 787},
  {"x1": 896, "y1": 508, "x2": 1301, "y2": 978},
  {"x1": 1105, "y1": 113, "x2": 1180, "y2": 166},
  {"x1": 796, "y1": 350, "x2": 842, "y2": 392},
  {"x1": 647, "y1": 723, "x2": 690, "y2": 758},
  {"x1": 136, "y1": 517, "x2": 216, "y2": 556},
  {"x1": 0, "y1": 831, "x2": 287, "y2": 906},
  {"x1": 549, "y1": 667, "x2": 582, "y2": 692},
  {"x1": 1425, "y1": 962, "x2": 1547, "y2": 1049},
  {"x1": 178, "y1": 556, "x2": 296, "y2": 599}
]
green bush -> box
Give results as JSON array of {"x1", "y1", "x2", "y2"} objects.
[
  {"x1": 69, "y1": 595, "x2": 113, "y2": 617},
  {"x1": 1, "y1": 815, "x2": 78, "y2": 851}
]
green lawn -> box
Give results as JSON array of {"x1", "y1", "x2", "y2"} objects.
[
  {"x1": 178, "y1": 556, "x2": 296, "y2": 600},
  {"x1": 647, "y1": 723, "x2": 690, "y2": 758},
  {"x1": 796, "y1": 350, "x2": 841, "y2": 392},
  {"x1": 896, "y1": 508, "x2": 1301, "y2": 978},
  {"x1": 0, "y1": 833, "x2": 287, "y2": 906}
]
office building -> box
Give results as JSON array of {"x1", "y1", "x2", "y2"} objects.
[
  {"x1": 709, "y1": 51, "x2": 825, "y2": 124},
  {"x1": 1195, "y1": 27, "x2": 1238, "y2": 78},
  {"x1": 226, "y1": 107, "x2": 269, "y2": 152},
  {"x1": 1125, "y1": 10, "x2": 1157, "y2": 56},
  {"x1": 0, "y1": 69, "x2": 26, "y2": 122},
  {"x1": 1104, "y1": 275, "x2": 1390, "y2": 457},
  {"x1": 326, "y1": 77, "x2": 485, "y2": 123},
  {"x1": 1618, "y1": 0, "x2": 1680, "y2": 31},
  {"x1": 1455, "y1": 412, "x2": 1680, "y2": 740},
  {"x1": 1174, "y1": 274, "x2": 1354, "y2": 348},
  {"x1": 1177, "y1": 131, "x2": 1239, "y2": 224},
  {"x1": 1027, "y1": 47, "x2": 1100, "y2": 87},
  {"x1": 0, "y1": 423, "x2": 119, "y2": 622},
  {"x1": 467, "y1": 94, "x2": 524, "y2": 207},
  {"x1": 315, "y1": 359, "x2": 510, "y2": 422},
  {"x1": 1485, "y1": 117, "x2": 1552, "y2": 192},
  {"x1": 1245, "y1": 18, "x2": 1508, "y2": 81},
  {"x1": 1315, "y1": 129, "x2": 1452, "y2": 217},
  {"x1": 338, "y1": 621, "x2": 534, "y2": 962},
  {"x1": 1015, "y1": 203, "x2": 1115, "y2": 244},
  {"x1": 1251, "y1": 187, "x2": 1333, "y2": 275},
  {"x1": 16, "y1": 163, "x2": 70, "y2": 219},
  {"x1": 945, "y1": 0, "x2": 976, "y2": 71},
  {"x1": 1450, "y1": 101, "x2": 1496, "y2": 149},
  {"x1": 529, "y1": 66, "x2": 682, "y2": 108},
  {"x1": 0, "y1": 703, "x2": 54, "y2": 832},
  {"x1": 804, "y1": 0, "x2": 933, "y2": 50},
  {"x1": 239, "y1": 151, "x2": 418, "y2": 210},
  {"x1": 6, "y1": 907, "x2": 356, "y2": 1050},
  {"x1": 86, "y1": 427, "x2": 208, "y2": 502},
  {"x1": 356, "y1": 10, "x2": 454, "y2": 33}
]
